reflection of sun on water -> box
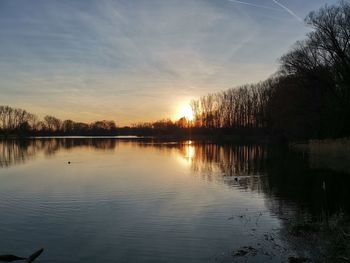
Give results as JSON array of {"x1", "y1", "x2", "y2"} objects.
[
  {"x1": 176, "y1": 141, "x2": 195, "y2": 166},
  {"x1": 185, "y1": 140, "x2": 195, "y2": 163},
  {"x1": 186, "y1": 145, "x2": 195, "y2": 160}
]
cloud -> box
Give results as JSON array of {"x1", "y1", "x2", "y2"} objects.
[
  {"x1": 228, "y1": 0, "x2": 281, "y2": 11},
  {"x1": 271, "y1": 0, "x2": 303, "y2": 22}
]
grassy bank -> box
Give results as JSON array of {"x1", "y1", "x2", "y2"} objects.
[{"x1": 291, "y1": 138, "x2": 350, "y2": 173}]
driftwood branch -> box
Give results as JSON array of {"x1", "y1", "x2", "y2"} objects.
[{"x1": 0, "y1": 249, "x2": 44, "y2": 263}]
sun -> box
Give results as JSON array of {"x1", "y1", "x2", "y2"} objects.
[{"x1": 179, "y1": 105, "x2": 194, "y2": 121}]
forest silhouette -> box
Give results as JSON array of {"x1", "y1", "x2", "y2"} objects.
[{"x1": 1, "y1": 1, "x2": 349, "y2": 141}]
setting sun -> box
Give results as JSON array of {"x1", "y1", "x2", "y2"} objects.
[{"x1": 179, "y1": 105, "x2": 194, "y2": 121}]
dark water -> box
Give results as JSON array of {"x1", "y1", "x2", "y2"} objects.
[{"x1": 0, "y1": 138, "x2": 349, "y2": 262}]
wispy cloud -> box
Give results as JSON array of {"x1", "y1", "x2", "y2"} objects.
[
  {"x1": 0, "y1": 0, "x2": 323, "y2": 124},
  {"x1": 228, "y1": 0, "x2": 281, "y2": 11},
  {"x1": 271, "y1": 0, "x2": 303, "y2": 22}
]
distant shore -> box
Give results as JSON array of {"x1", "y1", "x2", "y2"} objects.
[
  {"x1": 3, "y1": 133, "x2": 350, "y2": 147},
  {"x1": 0, "y1": 132, "x2": 277, "y2": 145}
]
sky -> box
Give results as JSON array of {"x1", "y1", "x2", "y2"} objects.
[{"x1": 0, "y1": 0, "x2": 339, "y2": 125}]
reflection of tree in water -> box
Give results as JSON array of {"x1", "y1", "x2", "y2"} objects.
[
  {"x1": 185, "y1": 143, "x2": 350, "y2": 261},
  {"x1": 0, "y1": 139, "x2": 37, "y2": 168},
  {"x1": 181, "y1": 143, "x2": 350, "y2": 217},
  {"x1": 180, "y1": 143, "x2": 267, "y2": 192},
  {"x1": 191, "y1": 144, "x2": 266, "y2": 176},
  {"x1": 136, "y1": 142, "x2": 268, "y2": 192},
  {"x1": 1, "y1": 138, "x2": 187, "y2": 168},
  {"x1": 39, "y1": 138, "x2": 117, "y2": 156},
  {"x1": 0, "y1": 138, "x2": 117, "y2": 167}
]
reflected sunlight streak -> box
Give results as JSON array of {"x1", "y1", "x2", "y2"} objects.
[{"x1": 185, "y1": 145, "x2": 195, "y2": 161}]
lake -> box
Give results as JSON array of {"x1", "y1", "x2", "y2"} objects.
[{"x1": 0, "y1": 138, "x2": 349, "y2": 262}]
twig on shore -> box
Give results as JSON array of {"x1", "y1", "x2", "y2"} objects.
[{"x1": 338, "y1": 256, "x2": 350, "y2": 262}]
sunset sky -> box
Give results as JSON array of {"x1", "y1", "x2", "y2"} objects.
[{"x1": 0, "y1": 0, "x2": 338, "y2": 125}]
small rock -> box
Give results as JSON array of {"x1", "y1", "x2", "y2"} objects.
[{"x1": 232, "y1": 246, "x2": 257, "y2": 258}]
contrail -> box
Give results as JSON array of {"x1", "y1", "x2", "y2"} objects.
[
  {"x1": 228, "y1": 0, "x2": 281, "y2": 11},
  {"x1": 271, "y1": 0, "x2": 303, "y2": 22}
]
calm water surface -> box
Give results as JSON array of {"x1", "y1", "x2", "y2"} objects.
[{"x1": 0, "y1": 139, "x2": 349, "y2": 262}]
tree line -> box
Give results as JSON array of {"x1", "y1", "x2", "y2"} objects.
[
  {"x1": 189, "y1": 1, "x2": 350, "y2": 140},
  {"x1": 0, "y1": 105, "x2": 190, "y2": 136},
  {"x1": 0, "y1": 105, "x2": 118, "y2": 136},
  {"x1": 0, "y1": 104, "x2": 194, "y2": 136}
]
